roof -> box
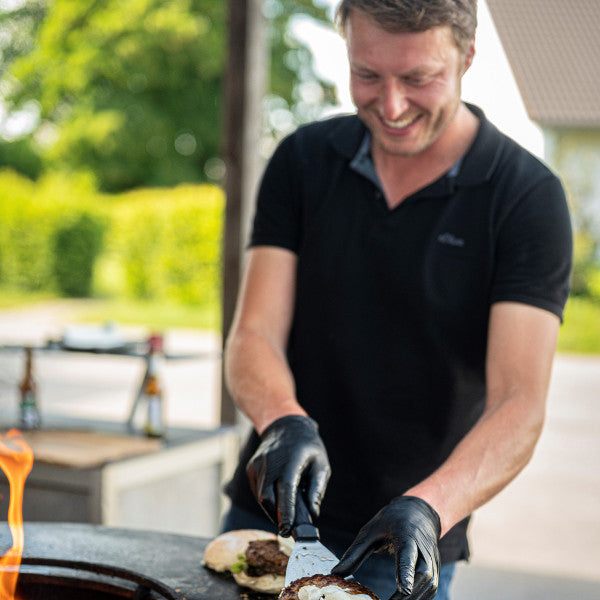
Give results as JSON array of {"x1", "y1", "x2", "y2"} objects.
[{"x1": 486, "y1": 0, "x2": 600, "y2": 128}]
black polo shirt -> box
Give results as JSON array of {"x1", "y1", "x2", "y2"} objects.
[{"x1": 225, "y1": 104, "x2": 572, "y2": 563}]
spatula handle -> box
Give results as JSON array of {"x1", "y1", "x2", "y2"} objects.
[{"x1": 292, "y1": 493, "x2": 320, "y2": 541}]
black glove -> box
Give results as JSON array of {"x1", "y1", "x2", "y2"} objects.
[
  {"x1": 331, "y1": 496, "x2": 441, "y2": 600},
  {"x1": 246, "y1": 415, "x2": 331, "y2": 536}
]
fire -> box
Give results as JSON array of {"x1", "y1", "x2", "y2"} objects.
[{"x1": 0, "y1": 430, "x2": 34, "y2": 600}]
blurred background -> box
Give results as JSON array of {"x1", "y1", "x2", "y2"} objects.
[{"x1": 0, "y1": 0, "x2": 598, "y2": 597}]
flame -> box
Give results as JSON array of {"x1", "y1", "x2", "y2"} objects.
[{"x1": 0, "y1": 430, "x2": 34, "y2": 600}]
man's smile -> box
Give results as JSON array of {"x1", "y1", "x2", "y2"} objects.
[{"x1": 380, "y1": 113, "x2": 423, "y2": 130}]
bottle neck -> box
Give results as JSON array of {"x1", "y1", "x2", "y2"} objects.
[{"x1": 20, "y1": 348, "x2": 36, "y2": 393}]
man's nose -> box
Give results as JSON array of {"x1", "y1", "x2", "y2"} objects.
[{"x1": 380, "y1": 79, "x2": 409, "y2": 121}]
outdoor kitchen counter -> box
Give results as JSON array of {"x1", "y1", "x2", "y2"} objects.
[
  {"x1": 8, "y1": 523, "x2": 274, "y2": 599},
  {"x1": 0, "y1": 417, "x2": 242, "y2": 538}
]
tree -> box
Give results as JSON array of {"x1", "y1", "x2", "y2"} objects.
[
  {"x1": 0, "y1": 0, "x2": 46, "y2": 78},
  {"x1": 1, "y1": 0, "x2": 336, "y2": 192},
  {"x1": 5, "y1": 0, "x2": 226, "y2": 191},
  {"x1": 0, "y1": 0, "x2": 46, "y2": 178},
  {"x1": 265, "y1": 0, "x2": 337, "y2": 135}
]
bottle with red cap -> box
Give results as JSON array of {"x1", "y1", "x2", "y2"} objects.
[
  {"x1": 142, "y1": 334, "x2": 165, "y2": 438},
  {"x1": 127, "y1": 334, "x2": 166, "y2": 437}
]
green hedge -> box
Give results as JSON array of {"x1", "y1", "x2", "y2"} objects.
[
  {"x1": 0, "y1": 169, "x2": 103, "y2": 293},
  {"x1": 0, "y1": 169, "x2": 224, "y2": 307},
  {"x1": 53, "y1": 212, "x2": 107, "y2": 296},
  {"x1": 105, "y1": 184, "x2": 224, "y2": 305}
]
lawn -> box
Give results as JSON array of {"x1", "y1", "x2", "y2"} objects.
[
  {"x1": 557, "y1": 296, "x2": 600, "y2": 354},
  {"x1": 0, "y1": 289, "x2": 54, "y2": 310},
  {"x1": 0, "y1": 290, "x2": 220, "y2": 331},
  {"x1": 73, "y1": 298, "x2": 221, "y2": 331}
]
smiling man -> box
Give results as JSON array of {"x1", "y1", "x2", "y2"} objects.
[
  {"x1": 346, "y1": 10, "x2": 479, "y2": 206},
  {"x1": 221, "y1": 2, "x2": 573, "y2": 599}
]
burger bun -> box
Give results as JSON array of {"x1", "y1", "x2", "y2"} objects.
[
  {"x1": 233, "y1": 569, "x2": 286, "y2": 595},
  {"x1": 203, "y1": 529, "x2": 277, "y2": 573}
]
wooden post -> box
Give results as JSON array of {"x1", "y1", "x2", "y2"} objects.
[{"x1": 221, "y1": 0, "x2": 266, "y2": 425}]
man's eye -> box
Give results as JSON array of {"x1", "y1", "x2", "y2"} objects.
[{"x1": 355, "y1": 71, "x2": 377, "y2": 81}]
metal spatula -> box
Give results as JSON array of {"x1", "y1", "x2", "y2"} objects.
[{"x1": 284, "y1": 494, "x2": 339, "y2": 586}]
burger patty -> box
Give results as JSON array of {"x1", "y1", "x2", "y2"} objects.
[
  {"x1": 278, "y1": 574, "x2": 380, "y2": 600},
  {"x1": 245, "y1": 539, "x2": 289, "y2": 576}
]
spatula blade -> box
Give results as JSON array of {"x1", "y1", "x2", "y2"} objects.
[{"x1": 285, "y1": 539, "x2": 339, "y2": 586}]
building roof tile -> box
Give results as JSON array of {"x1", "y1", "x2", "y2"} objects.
[{"x1": 486, "y1": 0, "x2": 600, "y2": 127}]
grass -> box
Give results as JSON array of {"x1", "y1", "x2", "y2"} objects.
[
  {"x1": 557, "y1": 296, "x2": 600, "y2": 354},
  {"x1": 73, "y1": 298, "x2": 221, "y2": 331},
  {"x1": 0, "y1": 288, "x2": 220, "y2": 331},
  {"x1": 0, "y1": 288, "x2": 55, "y2": 310}
]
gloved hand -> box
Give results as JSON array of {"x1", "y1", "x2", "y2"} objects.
[
  {"x1": 331, "y1": 496, "x2": 441, "y2": 600},
  {"x1": 246, "y1": 415, "x2": 331, "y2": 536}
]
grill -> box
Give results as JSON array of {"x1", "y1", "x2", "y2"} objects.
[
  {"x1": 3, "y1": 523, "x2": 273, "y2": 600},
  {"x1": 16, "y1": 558, "x2": 176, "y2": 599}
]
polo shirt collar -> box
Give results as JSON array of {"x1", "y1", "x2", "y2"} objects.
[
  {"x1": 456, "y1": 103, "x2": 505, "y2": 186},
  {"x1": 327, "y1": 103, "x2": 505, "y2": 189}
]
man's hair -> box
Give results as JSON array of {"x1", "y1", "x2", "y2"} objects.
[{"x1": 335, "y1": 0, "x2": 478, "y2": 54}]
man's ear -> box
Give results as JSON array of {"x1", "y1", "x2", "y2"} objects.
[{"x1": 462, "y1": 38, "x2": 476, "y2": 74}]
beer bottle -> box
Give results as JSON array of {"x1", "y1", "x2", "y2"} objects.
[
  {"x1": 142, "y1": 334, "x2": 165, "y2": 438},
  {"x1": 19, "y1": 347, "x2": 41, "y2": 429}
]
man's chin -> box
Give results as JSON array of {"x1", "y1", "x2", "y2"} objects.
[
  {"x1": 366, "y1": 117, "x2": 431, "y2": 158},
  {"x1": 373, "y1": 135, "x2": 429, "y2": 158}
]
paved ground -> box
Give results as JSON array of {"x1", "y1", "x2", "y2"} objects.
[{"x1": 0, "y1": 300, "x2": 599, "y2": 598}]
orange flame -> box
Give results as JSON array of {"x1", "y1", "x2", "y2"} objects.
[{"x1": 0, "y1": 430, "x2": 34, "y2": 600}]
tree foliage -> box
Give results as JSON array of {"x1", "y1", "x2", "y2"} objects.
[
  {"x1": 266, "y1": 0, "x2": 337, "y2": 125},
  {"x1": 0, "y1": 0, "x2": 47, "y2": 177},
  {"x1": 0, "y1": 0, "x2": 46, "y2": 77},
  {"x1": 0, "y1": 0, "x2": 336, "y2": 192},
  {"x1": 4, "y1": 0, "x2": 225, "y2": 191}
]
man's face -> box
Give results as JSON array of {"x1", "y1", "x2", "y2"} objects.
[{"x1": 346, "y1": 11, "x2": 473, "y2": 158}]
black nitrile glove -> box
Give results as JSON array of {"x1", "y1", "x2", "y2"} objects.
[
  {"x1": 331, "y1": 496, "x2": 441, "y2": 600},
  {"x1": 246, "y1": 415, "x2": 331, "y2": 536}
]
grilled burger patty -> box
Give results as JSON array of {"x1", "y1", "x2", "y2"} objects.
[
  {"x1": 278, "y1": 574, "x2": 380, "y2": 600},
  {"x1": 246, "y1": 539, "x2": 289, "y2": 576}
]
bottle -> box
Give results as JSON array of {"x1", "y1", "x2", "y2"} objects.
[
  {"x1": 19, "y1": 347, "x2": 41, "y2": 430},
  {"x1": 142, "y1": 334, "x2": 165, "y2": 438}
]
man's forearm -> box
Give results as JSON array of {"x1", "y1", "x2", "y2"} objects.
[
  {"x1": 405, "y1": 302, "x2": 559, "y2": 537},
  {"x1": 224, "y1": 325, "x2": 307, "y2": 435},
  {"x1": 404, "y1": 390, "x2": 545, "y2": 537},
  {"x1": 224, "y1": 246, "x2": 303, "y2": 435}
]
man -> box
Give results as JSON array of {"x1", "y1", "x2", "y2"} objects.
[{"x1": 222, "y1": 1, "x2": 572, "y2": 599}]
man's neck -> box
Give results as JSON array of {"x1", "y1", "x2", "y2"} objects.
[{"x1": 373, "y1": 103, "x2": 480, "y2": 208}]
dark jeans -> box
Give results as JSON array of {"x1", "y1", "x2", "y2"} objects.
[{"x1": 221, "y1": 503, "x2": 457, "y2": 600}]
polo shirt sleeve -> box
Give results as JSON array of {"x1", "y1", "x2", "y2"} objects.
[
  {"x1": 490, "y1": 173, "x2": 573, "y2": 320},
  {"x1": 249, "y1": 133, "x2": 302, "y2": 252}
]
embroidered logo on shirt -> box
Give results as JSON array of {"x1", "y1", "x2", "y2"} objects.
[{"x1": 437, "y1": 232, "x2": 465, "y2": 248}]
